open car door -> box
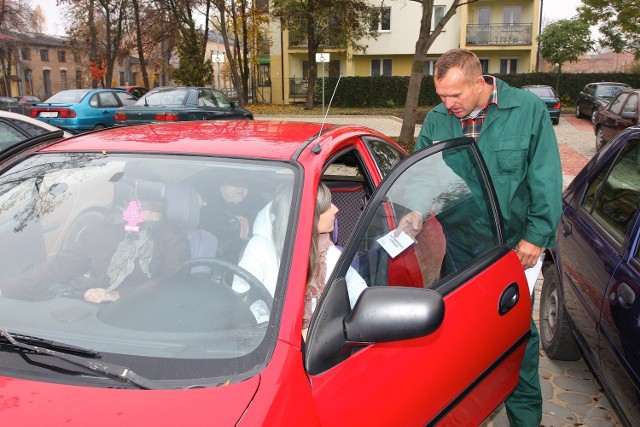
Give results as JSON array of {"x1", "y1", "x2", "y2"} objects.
[{"x1": 305, "y1": 138, "x2": 531, "y2": 426}]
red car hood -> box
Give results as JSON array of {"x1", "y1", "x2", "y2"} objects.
[{"x1": 0, "y1": 375, "x2": 260, "y2": 425}]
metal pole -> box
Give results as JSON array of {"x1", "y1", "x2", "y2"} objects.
[{"x1": 322, "y1": 63, "x2": 325, "y2": 116}]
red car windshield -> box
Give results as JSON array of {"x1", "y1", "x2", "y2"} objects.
[{"x1": 0, "y1": 152, "x2": 296, "y2": 387}]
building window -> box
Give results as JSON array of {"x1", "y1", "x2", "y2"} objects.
[
  {"x1": 43, "y1": 70, "x2": 51, "y2": 97},
  {"x1": 131, "y1": 72, "x2": 138, "y2": 85},
  {"x1": 480, "y1": 59, "x2": 489, "y2": 74},
  {"x1": 120, "y1": 71, "x2": 125, "y2": 86},
  {"x1": 371, "y1": 58, "x2": 392, "y2": 76},
  {"x1": 21, "y1": 48, "x2": 30, "y2": 60},
  {"x1": 423, "y1": 59, "x2": 437, "y2": 76},
  {"x1": 371, "y1": 7, "x2": 391, "y2": 32},
  {"x1": 432, "y1": 5, "x2": 445, "y2": 28},
  {"x1": 258, "y1": 64, "x2": 270, "y2": 87},
  {"x1": 60, "y1": 70, "x2": 67, "y2": 90},
  {"x1": 40, "y1": 49, "x2": 49, "y2": 61},
  {"x1": 503, "y1": 6, "x2": 522, "y2": 24},
  {"x1": 75, "y1": 70, "x2": 82, "y2": 88},
  {"x1": 58, "y1": 50, "x2": 66, "y2": 62},
  {"x1": 500, "y1": 59, "x2": 518, "y2": 74},
  {"x1": 24, "y1": 68, "x2": 33, "y2": 94}
]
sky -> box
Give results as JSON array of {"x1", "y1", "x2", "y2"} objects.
[{"x1": 33, "y1": 0, "x2": 585, "y2": 37}]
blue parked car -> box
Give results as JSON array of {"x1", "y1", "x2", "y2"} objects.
[
  {"x1": 29, "y1": 89, "x2": 137, "y2": 134},
  {"x1": 540, "y1": 126, "x2": 640, "y2": 427}
]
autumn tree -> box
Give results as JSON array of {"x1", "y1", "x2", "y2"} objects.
[
  {"x1": 210, "y1": 0, "x2": 268, "y2": 105},
  {"x1": 0, "y1": 0, "x2": 34, "y2": 96},
  {"x1": 398, "y1": 0, "x2": 479, "y2": 145},
  {"x1": 578, "y1": 0, "x2": 640, "y2": 59},
  {"x1": 162, "y1": 0, "x2": 213, "y2": 86},
  {"x1": 538, "y1": 19, "x2": 594, "y2": 94},
  {"x1": 271, "y1": 0, "x2": 378, "y2": 110}
]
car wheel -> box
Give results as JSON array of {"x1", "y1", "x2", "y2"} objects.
[
  {"x1": 595, "y1": 127, "x2": 606, "y2": 151},
  {"x1": 539, "y1": 264, "x2": 581, "y2": 361},
  {"x1": 93, "y1": 124, "x2": 106, "y2": 130},
  {"x1": 575, "y1": 104, "x2": 583, "y2": 118}
]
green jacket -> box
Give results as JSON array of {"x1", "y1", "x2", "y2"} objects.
[{"x1": 415, "y1": 78, "x2": 562, "y2": 249}]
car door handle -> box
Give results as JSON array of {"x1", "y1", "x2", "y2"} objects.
[
  {"x1": 562, "y1": 221, "x2": 572, "y2": 236},
  {"x1": 498, "y1": 282, "x2": 520, "y2": 316},
  {"x1": 609, "y1": 282, "x2": 636, "y2": 308}
]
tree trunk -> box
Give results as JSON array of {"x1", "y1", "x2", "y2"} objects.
[
  {"x1": 88, "y1": 0, "x2": 99, "y2": 88},
  {"x1": 399, "y1": 0, "x2": 465, "y2": 145},
  {"x1": 133, "y1": 0, "x2": 149, "y2": 89}
]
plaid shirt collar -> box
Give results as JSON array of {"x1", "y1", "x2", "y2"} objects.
[{"x1": 457, "y1": 76, "x2": 498, "y2": 141}]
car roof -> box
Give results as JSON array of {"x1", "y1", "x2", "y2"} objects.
[
  {"x1": 40, "y1": 120, "x2": 377, "y2": 160},
  {"x1": 0, "y1": 110, "x2": 73, "y2": 137},
  {"x1": 588, "y1": 82, "x2": 631, "y2": 87}
]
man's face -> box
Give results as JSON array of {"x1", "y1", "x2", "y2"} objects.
[
  {"x1": 220, "y1": 183, "x2": 248, "y2": 204},
  {"x1": 435, "y1": 67, "x2": 484, "y2": 118}
]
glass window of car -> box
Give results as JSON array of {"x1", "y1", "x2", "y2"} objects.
[
  {"x1": 197, "y1": 90, "x2": 218, "y2": 107},
  {"x1": 211, "y1": 90, "x2": 232, "y2": 108},
  {"x1": 608, "y1": 94, "x2": 628, "y2": 115},
  {"x1": 364, "y1": 136, "x2": 406, "y2": 177},
  {"x1": 114, "y1": 91, "x2": 137, "y2": 106},
  {"x1": 0, "y1": 153, "x2": 297, "y2": 386},
  {"x1": 95, "y1": 92, "x2": 119, "y2": 108},
  {"x1": 46, "y1": 90, "x2": 89, "y2": 104},
  {"x1": 0, "y1": 121, "x2": 26, "y2": 148},
  {"x1": 622, "y1": 94, "x2": 637, "y2": 115},
  {"x1": 582, "y1": 138, "x2": 640, "y2": 243},
  {"x1": 596, "y1": 84, "x2": 631, "y2": 98},
  {"x1": 340, "y1": 143, "x2": 500, "y2": 291},
  {"x1": 142, "y1": 89, "x2": 188, "y2": 106}
]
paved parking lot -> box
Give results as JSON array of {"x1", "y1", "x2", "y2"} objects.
[{"x1": 256, "y1": 113, "x2": 622, "y2": 426}]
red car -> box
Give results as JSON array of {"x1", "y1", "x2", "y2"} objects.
[{"x1": 0, "y1": 120, "x2": 530, "y2": 425}]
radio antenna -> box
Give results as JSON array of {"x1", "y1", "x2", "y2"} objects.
[{"x1": 318, "y1": 73, "x2": 342, "y2": 137}]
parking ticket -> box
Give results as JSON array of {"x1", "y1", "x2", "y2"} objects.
[{"x1": 377, "y1": 230, "x2": 415, "y2": 258}]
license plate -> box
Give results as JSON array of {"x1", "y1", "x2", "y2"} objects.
[{"x1": 39, "y1": 111, "x2": 58, "y2": 118}]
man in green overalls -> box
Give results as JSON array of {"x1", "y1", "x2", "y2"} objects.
[{"x1": 414, "y1": 49, "x2": 562, "y2": 426}]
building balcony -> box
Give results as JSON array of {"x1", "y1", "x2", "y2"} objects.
[{"x1": 466, "y1": 23, "x2": 532, "y2": 46}]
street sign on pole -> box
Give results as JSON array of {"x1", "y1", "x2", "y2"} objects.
[{"x1": 316, "y1": 53, "x2": 330, "y2": 115}]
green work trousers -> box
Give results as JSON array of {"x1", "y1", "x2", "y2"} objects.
[{"x1": 505, "y1": 294, "x2": 542, "y2": 426}]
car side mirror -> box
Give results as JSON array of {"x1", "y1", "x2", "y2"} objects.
[
  {"x1": 305, "y1": 280, "x2": 445, "y2": 375},
  {"x1": 345, "y1": 287, "x2": 445, "y2": 343},
  {"x1": 230, "y1": 101, "x2": 239, "y2": 108},
  {"x1": 621, "y1": 111, "x2": 636, "y2": 120}
]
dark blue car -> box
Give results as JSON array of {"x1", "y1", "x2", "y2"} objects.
[{"x1": 540, "y1": 126, "x2": 640, "y2": 427}]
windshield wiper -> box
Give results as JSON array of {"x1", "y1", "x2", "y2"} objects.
[
  {"x1": 1, "y1": 329, "x2": 161, "y2": 390},
  {"x1": 1, "y1": 332, "x2": 99, "y2": 356}
]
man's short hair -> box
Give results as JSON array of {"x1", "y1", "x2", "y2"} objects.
[{"x1": 434, "y1": 49, "x2": 482, "y2": 83}]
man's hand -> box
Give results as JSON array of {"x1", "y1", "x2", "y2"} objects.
[
  {"x1": 515, "y1": 240, "x2": 542, "y2": 269},
  {"x1": 84, "y1": 288, "x2": 120, "y2": 303},
  {"x1": 395, "y1": 211, "x2": 424, "y2": 239},
  {"x1": 235, "y1": 215, "x2": 250, "y2": 239}
]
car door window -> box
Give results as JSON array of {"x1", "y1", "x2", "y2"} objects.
[
  {"x1": 0, "y1": 122, "x2": 25, "y2": 148},
  {"x1": 197, "y1": 90, "x2": 218, "y2": 107},
  {"x1": 115, "y1": 92, "x2": 137, "y2": 106},
  {"x1": 212, "y1": 90, "x2": 232, "y2": 108},
  {"x1": 608, "y1": 94, "x2": 627, "y2": 115},
  {"x1": 364, "y1": 137, "x2": 406, "y2": 178},
  {"x1": 622, "y1": 94, "x2": 637, "y2": 115},
  {"x1": 582, "y1": 138, "x2": 640, "y2": 243},
  {"x1": 96, "y1": 92, "x2": 119, "y2": 108}
]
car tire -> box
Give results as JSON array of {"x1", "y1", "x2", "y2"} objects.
[
  {"x1": 552, "y1": 117, "x2": 559, "y2": 125},
  {"x1": 595, "y1": 127, "x2": 606, "y2": 151},
  {"x1": 575, "y1": 104, "x2": 583, "y2": 118},
  {"x1": 93, "y1": 124, "x2": 106, "y2": 130},
  {"x1": 539, "y1": 264, "x2": 581, "y2": 361}
]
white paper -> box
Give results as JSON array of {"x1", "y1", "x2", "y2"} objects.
[
  {"x1": 525, "y1": 256, "x2": 544, "y2": 296},
  {"x1": 377, "y1": 230, "x2": 415, "y2": 258}
]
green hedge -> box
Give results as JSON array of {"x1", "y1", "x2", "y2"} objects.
[{"x1": 316, "y1": 73, "x2": 640, "y2": 108}]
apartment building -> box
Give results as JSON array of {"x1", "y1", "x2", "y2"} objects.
[{"x1": 268, "y1": 0, "x2": 542, "y2": 104}]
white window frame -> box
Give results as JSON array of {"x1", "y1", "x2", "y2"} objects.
[
  {"x1": 432, "y1": 5, "x2": 445, "y2": 29},
  {"x1": 372, "y1": 7, "x2": 391, "y2": 32},
  {"x1": 371, "y1": 58, "x2": 392, "y2": 77},
  {"x1": 499, "y1": 58, "x2": 518, "y2": 74}
]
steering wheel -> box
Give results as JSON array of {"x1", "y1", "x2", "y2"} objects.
[{"x1": 178, "y1": 257, "x2": 274, "y2": 309}]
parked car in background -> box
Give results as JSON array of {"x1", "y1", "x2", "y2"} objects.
[
  {"x1": 114, "y1": 86, "x2": 253, "y2": 126},
  {"x1": 29, "y1": 88, "x2": 138, "y2": 134},
  {"x1": 0, "y1": 96, "x2": 20, "y2": 112},
  {"x1": 540, "y1": 126, "x2": 640, "y2": 427},
  {"x1": 0, "y1": 120, "x2": 531, "y2": 426},
  {"x1": 522, "y1": 85, "x2": 561, "y2": 125},
  {"x1": 13, "y1": 95, "x2": 41, "y2": 105},
  {"x1": 114, "y1": 85, "x2": 149, "y2": 99},
  {"x1": 576, "y1": 82, "x2": 631, "y2": 123},
  {"x1": 593, "y1": 88, "x2": 639, "y2": 150},
  {"x1": 0, "y1": 110, "x2": 70, "y2": 153}
]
